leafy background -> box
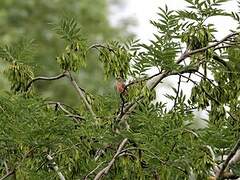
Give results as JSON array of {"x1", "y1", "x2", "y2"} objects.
[{"x1": 0, "y1": 0, "x2": 134, "y2": 105}]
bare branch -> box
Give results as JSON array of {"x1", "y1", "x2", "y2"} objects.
[
  {"x1": 26, "y1": 72, "x2": 66, "y2": 91},
  {"x1": 214, "y1": 45, "x2": 232, "y2": 51},
  {"x1": 94, "y1": 138, "x2": 128, "y2": 180},
  {"x1": 65, "y1": 71, "x2": 97, "y2": 119},
  {"x1": 216, "y1": 138, "x2": 240, "y2": 180},
  {"x1": 47, "y1": 101, "x2": 84, "y2": 121},
  {"x1": 122, "y1": 70, "x2": 163, "y2": 94},
  {"x1": 47, "y1": 101, "x2": 81, "y2": 114},
  {"x1": 230, "y1": 149, "x2": 240, "y2": 165},
  {"x1": 0, "y1": 170, "x2": 15, "y2": 180},
  {"x1": 46, "y1": 155, "x2": 66, "y2": 180},
  {"x1": 177, "y1": 32, "x2": 239, "y2": 64},
  {"x1": 84, "y1": 161, "x2": 105, "y2": 180}
]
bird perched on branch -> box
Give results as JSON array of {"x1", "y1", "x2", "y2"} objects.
[{"x1": 115, "y1": 77, "x2": 126, "y2": 94}]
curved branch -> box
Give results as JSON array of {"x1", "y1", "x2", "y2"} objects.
[
  {"x1": 27, "y1": 71, "x2": 96, "y2": 119},
  {"x1": 26, "y1": 73, "x2": 66, "y2": 91}
]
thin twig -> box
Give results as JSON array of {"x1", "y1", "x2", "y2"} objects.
[
  {"x1": 3, "y1": 161, "x2": 9, "y2": 174},
  {"x1": 94, "y1": 138, "x2": 128, "y2": 180},
  {"x1": 123, "y1": 71, "x2": 162, "y2": 94},
  {"x1": 173, "y1": 76, "x2": 182, "y2": 108},
  {"x1": 84, "y1": 161, "x2": 105, "y2": 180},
  {"x1": 179, "y1": 73, "x2": 221, "y2": 105},
  {"x1": 47, "y1": 101, "x2": 81, "y2": 115},
  {"x1": 46, "y1": 155, "x2": 66, "y2": 180},
  {"x1": 47, "y1": 101, "x2": 84, "y2": 121},
  {"x1": 118, "y1": 93, "x2": 126, "y2": 118},
  {"x1": 194, "y1": 71, "x2": 217, "y2": 87},
  {"x1": 88, "y1": 44, "x2": 115, "y2": 52}
]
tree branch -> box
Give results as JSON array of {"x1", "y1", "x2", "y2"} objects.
[
  {"x1": 47, "y1": 101, "x2": 84, "y2": 122},
  {"x1": 46, "y1": 155, "x2": 66, "y2": 180},
  {"x1": 0, "y1": 170, "x2": 15, "y2": 180},
  {"x1": 177, "y1": 32, "x2": 239, "y2": 64},
  {"x1": 179, "y1": 73, "x2": 221, "y2": 106},
  {"x1": 26, "y1": 72, "x2": 66, "y2": 91},
  {"x1": 116, "y1": 68, "x2": 198, "y2": 127},
  {"x1": 84, "y1": 161, "x2": 105, "y2": 180},
  {"x1": 47, "y1": 101, "x2": 81, "y2": 114},
  {"x1": 94, "y1": 138, "x2": 128, "y2": 180},
  {"x1": 65, "y1": 71, "x2": 97, "y2": 119},
  {"x1": 88, "y1": 44, "x2": 115, "y2": 52},
  {"x1": 173, "y1": 76, "x2": 181, "y2": 108},
  {"x1": 216, "y1": 138, "x2": 240, "y2": 180},
  {"x1": 115, "y1": 32, "x2": 239, "y2": 130}
]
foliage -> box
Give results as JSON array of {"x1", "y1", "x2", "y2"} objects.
[
  {"x1": 0, "y1": 0, "x2": 240, "y2": 179},
  {"x1": 54, "y1": 18, "x2": 87, "y2": 72},
  {"x1": 0, "y1": 0, "x2": 133, "y2": 105}
]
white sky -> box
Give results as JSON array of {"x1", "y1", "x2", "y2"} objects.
[{"x1": 114, "y1": 0, "x2": 238, "y2": 42}]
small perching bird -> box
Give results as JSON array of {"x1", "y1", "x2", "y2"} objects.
[{"x1": 115, "y1": 77, "x2": 126, "y2": 94}]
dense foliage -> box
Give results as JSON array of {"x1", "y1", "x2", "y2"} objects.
[{"x1": 1, "y1": 0, "x2": 240, "y2": 179}]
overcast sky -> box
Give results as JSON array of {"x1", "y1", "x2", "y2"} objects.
[{"x1": 114, "y1": 0, "x2": 239, "y2": 42}]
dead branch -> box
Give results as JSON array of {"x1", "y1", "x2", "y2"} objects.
[
  {"x1": 94, "y1": 138, "x2": 128, "y2": 180},
  {"x1": 46, "y1": 155, "x2": 66, "y2": 180}
]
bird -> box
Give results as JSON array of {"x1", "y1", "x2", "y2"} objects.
[{"x1": 115, "y1": 77, "x2": 126, "y2": 94}]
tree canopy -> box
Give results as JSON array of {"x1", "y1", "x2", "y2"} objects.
[
  {"x1": 0, "y1": 0, "x2": 133, "y2": 105},
  {"x1": 1, "y1": 0, "x2": 240, "y2": 179}
]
